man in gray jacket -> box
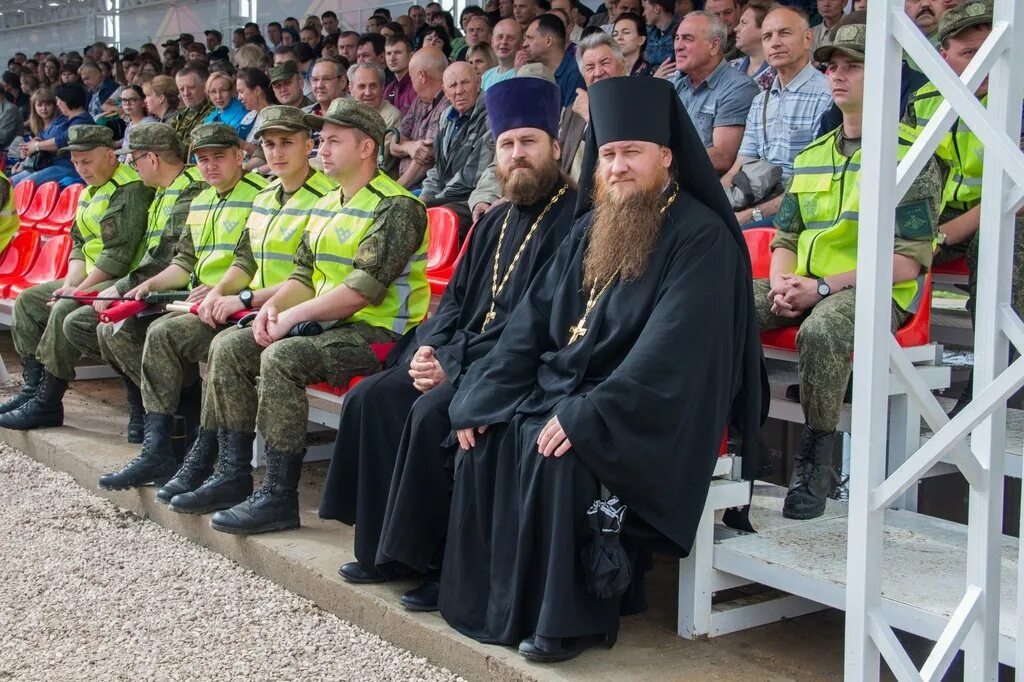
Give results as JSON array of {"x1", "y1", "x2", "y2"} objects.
[{"x1": 420, "y1": 61, "x2": 493, "y2": 238}]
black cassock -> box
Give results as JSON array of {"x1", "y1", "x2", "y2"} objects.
[
  {"x1": 318, "y1": 181, "x2": 578, "y2": 575},
  {"x1": 439, "y1": 191, "x2": 763, "y2": 645}
]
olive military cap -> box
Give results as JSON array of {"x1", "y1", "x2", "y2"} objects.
[
  {"x1": 813, "y1": 23, "x2": 866, "y2": 63},
  {"x1": 269, "y1": 60, "x2": 300, "y2": 84},
  {"x1": 938, "y1": 0, "x2": 992, "y2": 44},
  {"x1": 303, "y1": 97, "x2": 386, "y2": 148},
  {"x1": 59, "y1": 125, "x2": 117, "y2": 154},
  {"x1": 115, "y1": 122, "x2": 183, "y2": 155},
  {"x1": 189, "y1": 122, "x2": 242, "y2": 151},
  {"x1": 252, "y1": 105, "x2": 311, "y2": 139}
]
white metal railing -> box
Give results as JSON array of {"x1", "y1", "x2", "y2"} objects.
[{"x1": 848, "y1": 0, "x2": 1024, "y2": 679}]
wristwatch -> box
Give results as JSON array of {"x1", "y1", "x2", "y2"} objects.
[
  {"x1": 239, "y1": 288, "x2": 254, "y2": 309},
  {"x1": 751, "y1": 207, "x2": 764, "y2": 222},
  {"x1": 816, "y1": 277, "x2": 831, "y2": 298},
  {"x1": 935, "y1": 229, "x2": 948, "y2": 246}
]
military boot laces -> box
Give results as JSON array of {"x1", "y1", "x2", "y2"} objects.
[
  {"x1": 123, "y1": 377, "x2": 145, "y2": 444},
  {"x1": 209, "y1": 445, "x2": 303, "y2": 535},
  {"x1": 98, "y1": 413, "x2": 179, "y2": 490},
  {"x1": 782, "y1": 426, "x2": 837, "y2": 520},
  {"x1": 168, "y1": 430, "x2": 253, "y2": 514},
  {"x1": 156, "y1": 428, "x2": 218, "y2": 504},
  {"x1": 0, "y1": 355, "x2": 44, "y2": 414}
]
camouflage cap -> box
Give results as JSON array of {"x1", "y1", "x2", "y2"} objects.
[
  {"x1": 189, "y1": 122, "x2": 242, "y2": 151},
  {"x1": 269, "y1": 60, "x2": 300, "y2": 84},
  {"x1": 813, "y1": 23, "x2": 866, "y2": 63},
  {"x1": 937, "y1": 0, "x2": 992, "y2": 44},
  {"x1": 303, "y1": 97, "x2": 386, "y2": 147},
  {"x1": 114, "y1": 122, "x2": 183, "y2": 155},
  {"x1": 253, "y1": 105, "x2": 311, "y2": 139},
  {"x1": 59, "y1": 125, "x2": 116, "y2": 154}
]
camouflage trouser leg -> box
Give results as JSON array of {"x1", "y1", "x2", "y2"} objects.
[
  {"x1": 753, "y1": 279, "x2": 907, "y2": 431},
  {"x1": 62, "y1": 304, "x2": 104, "y2": 364},
  {"x1": 14, "y1": 279, "x2": 111, "y2": 381},
  {"x1": 959, "y1": 214, "x2": 1024, "y2": 324},
  {"x1": 96, "y1": 316, "x2": 155, "y2": 386},
  {"x1": 138, "y1": 312, "x2": 219, "y2": 415},
  {"x1": 204, "y1": 323, "x2": 397, "y2": 452}
]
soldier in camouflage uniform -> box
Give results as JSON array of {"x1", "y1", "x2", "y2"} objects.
[
  {"x1": 58, "y1": 123, "x2": 206, "y2": 443},
  {"x1": 753, "y1": 24, "x2": 943, "y2": 519},
  {"x1": 901, "y1": 0, "x2": 1024, "y2": 413},
  {"x1": 97, "y1": 123, "x2": 268, "y2": 491},
  {"x1": 168, "y1": 64, "x2": 215, "y2": 141},
  {"x1": 0, "y1": 125, "x2": 153, "y2": 431},
  {"x1": 203, "y1": 98, "x2": 429, "y2": 536}
]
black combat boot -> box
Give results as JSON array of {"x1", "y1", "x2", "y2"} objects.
[
  {"x1": 782, "y1": 425, "x2": 839, "y2": 520},
  {"x1": 123, "y1": 377, "x2": 145, "y2": 444},
  {"x1": 0, "y1": 355, "x2": 44, "y2": 414},
  {"x1": 0, "y1": 370, "x2": 68, "y2": 430},
  {"x1": 210, "y1": 443, "x2": 303, "y2": 535},
  {"x1": 156, "y1": 427, "x2": 218, "y2": 504},
  {"x1": 169, "y1": 429, "x2": 254, "y2": 514},
  {"x1": 98, "y1": 413, "x2": 178, "y2": 490}
]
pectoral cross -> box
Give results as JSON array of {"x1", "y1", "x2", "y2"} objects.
[
  {"x1": 568, "y1": 320, "x2": 587, "y2": 344},
  {"x1": 481, "y1": 306, "x2": 497, "y2": 332}
]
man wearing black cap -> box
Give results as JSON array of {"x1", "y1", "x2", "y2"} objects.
[
  {"x1": 439, "y1": 76, "x2": 765, "y2": 662},
  {"x1": 319, "y1": 76, "x2": 576, "y2": 608}
]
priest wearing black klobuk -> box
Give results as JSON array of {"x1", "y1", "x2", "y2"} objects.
[
  {"x1": 317, "y1": 75, "x2": 578, "y2": 601},
  {"x1": 438, "y1": 76, "x2": 767, "y2": 664}
]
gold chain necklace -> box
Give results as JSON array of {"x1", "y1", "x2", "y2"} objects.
[
  {"x1": 567, "y1": 182, "x2": 680, "y2": 346},
  {"x1": 480, "y1": 184, "x2": 569, "y2": 332}
]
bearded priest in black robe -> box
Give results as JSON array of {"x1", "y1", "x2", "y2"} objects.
[
  {"x1": 318, "y1": 76, "x2": 578, "y2": 599},
  {"x1": 439, "y1": 76, "x2": 768, "y2": 663}
]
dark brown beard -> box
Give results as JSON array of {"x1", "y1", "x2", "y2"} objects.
[
  {"x1": 583, "y1": 169, "x2": 670, "y2": 288},
  {"x1": 497, "y1": 153, "x2": 561, "y2": 206}
]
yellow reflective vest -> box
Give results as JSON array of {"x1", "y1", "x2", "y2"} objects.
[
  {"x1": 247, "y1": 170, "x2": 337, "y2": 290},
  {"x1": 78, "y1": 163, "x2": 144, "y2": 274},
  {"x1": 788, "y1": 128, "x2": 922, "y2": 312},
  {"x1": 145, "y1": 166, "x2": 205, "y2": 252},
  {"x1": 185, "y1": 172, "x2": 268, "y2": 287},
  {"x1": 902, "y1": 83, "x2": 984, "y2": 213},
  {"x1": 0, "y1": 171, "x2": 17, "y2": 253},
  {"x1": 304, "y1": 172, "x2": 429, "y2": 334}
]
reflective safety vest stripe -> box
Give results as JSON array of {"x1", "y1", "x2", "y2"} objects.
[
  {"x1": 247, "y1": 169, "x2": 337, "y2": 290},
  {"x1": 789, "y1": 128, "x2": 922, "y2": 312},
  {"x1": 77, "y1": 163, "x2": 143, "y2": 274},
  {"x1": 901, "y1": 83, "x2": 984, "y2": 212},
  {"x1": 304, "y1": 172, "x2": 429, "y2": 334},
  {"x1": 144, "y1": 166, "x2": 205, "y2": 252},
  {"x1": 185, "y1": 172, "x2": 268, "y2": 287},
  {"x1": 0, "y1": 171, "x2": 17, "y2": 252}
]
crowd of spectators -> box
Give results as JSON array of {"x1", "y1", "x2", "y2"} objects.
[{"x1": 0, "y1": 0, "x2": 982, "y2": 230}]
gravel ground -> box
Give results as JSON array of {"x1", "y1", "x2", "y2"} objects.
[{"x1": 0, "y1": 442, "x2": 464, "y2": 682}]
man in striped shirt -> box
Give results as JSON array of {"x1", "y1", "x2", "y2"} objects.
[{"x1": 721, "y1": 6, "x2": 832, "y2": 228}]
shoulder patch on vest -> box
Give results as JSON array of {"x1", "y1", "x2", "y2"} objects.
[{"x1": 895, "y1": 199, "x2": 935, "y2": 240}]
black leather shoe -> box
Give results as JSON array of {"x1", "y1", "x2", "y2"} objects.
[
  {"x1": 98, "y1": 413, "x2": 178, "y2": 490},
  {"x1": 170, "y1": 429, "x2": 253, "y2": 514},
  {"x1": 338, "y1": 562, "x2": 389, "y2": 584},
  {"x1": 400, "y1": 581, "x2": 440, "y2": 611},
  {"x1": 518, "y1": 634, "x2": 607, "y2": 663},
  {"x1": 123, "y1": 377, "x2": 145, "y2": 444},
  {"x1": 156, "y1": 427, "x2": 218, "y2": 504},
  {"x1": 209, "y1": 444, "x2": 302, "y2": 535},
  {"x1": 0, "y1": 370, "x2": 68, "y2": 430},
  {"x1": 0, "y1": 355, "x2": 43, "y2": 415}
]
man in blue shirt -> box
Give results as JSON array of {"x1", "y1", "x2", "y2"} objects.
[
  {"x1": 523, "y1": 13, "x2": 585, "y2": 107},
  {"x1": 78, "y1": 62, "x2": 118, "y2": 120},
  {"x1": 642, "y1": 0, "x2": 679, "y2": 67}
]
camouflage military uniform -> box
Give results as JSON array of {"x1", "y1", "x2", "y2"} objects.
[
  {"x1": 169, "y1": 101, "x2": 215, "y2": 142},
  {"x1": 12, "y1": 127, "x2": 152, "y2": 381},
  {"x1": 202, "y1": 194, "x2": 426, "y2": 452},
  {"x1": 753, "y1": 132, "x2": 943, "y2": 432}
]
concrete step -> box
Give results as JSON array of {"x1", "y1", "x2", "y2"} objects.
[{"x1": 0, "y1": 379, "x2": 849, "y2": 681}]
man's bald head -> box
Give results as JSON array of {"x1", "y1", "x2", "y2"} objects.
[
  {"x1": 493, "y1": 18, "x2": 526, "y2": 62},
  {"x1": 410, "y1": 45, "x2": 448, "y2": 79},
  {"x1": 442, "y1": 61, "x2": 482, "y2": 114}
]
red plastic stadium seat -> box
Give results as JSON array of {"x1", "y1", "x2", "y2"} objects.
[
  {"x1": 13, "y1": 180, "x2": 34, "y2": 216},
  {"x1": 743, "y1": 227, "x2": 774, "y2": 280},
  {"x1": 34, "y1": 184, "x2": 83, "y2": 235},
  {"x1": 932, "y1": 256, "x2": 969, "y2": 277},
  {"x1": 307, "y1": 342, "x2": 397, "y2": 397},
  {"x1": 760, "y1": 275, "x2": 933, "y2": 351},
  {"x1": 425, "y1": 206, "x2": 460, "y2": 273},
  {"x1": 1, "y1": 235, "x2": 73, "y2": 297},
  {"x1": 428, "y1": 222, "x2": 476, "y2": 298},
  {"x1": 18, "y1": 181, "x2": 60, "y2": 230},
  {"x1": 0, "y1": 230, "x2": 42, "y2": 284}
]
